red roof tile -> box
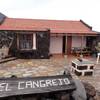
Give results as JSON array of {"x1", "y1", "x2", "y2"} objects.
[{"x1": 0, "y1": 18, "x2": 97, "y2": 34}]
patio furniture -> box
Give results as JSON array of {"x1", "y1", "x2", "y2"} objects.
[
  {"x1": 72, "y1": 47, "x2": 91, "y2": 56},
  {"x1": 96, "y1": 53, "x2": 100, "y2": 64},
  {"x1": 71, "y1": 58, "x2": 95, "y2": 76}
]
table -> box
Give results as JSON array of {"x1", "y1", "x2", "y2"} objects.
[{"x1": 71, "y1": 59, "x2": 95, "y2": 76}]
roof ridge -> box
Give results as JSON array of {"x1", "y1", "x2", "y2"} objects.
[{"x1": 6, "y1": 17, "x2": 80, "y2": 22}]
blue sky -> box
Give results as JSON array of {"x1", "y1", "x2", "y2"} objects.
[{"x1": 0, "y1": 0, "x2": 100, "y2": 31}]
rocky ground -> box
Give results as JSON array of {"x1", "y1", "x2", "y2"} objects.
[{"x1": 0, "y1": 55, "x2": 100, "y2": 99}]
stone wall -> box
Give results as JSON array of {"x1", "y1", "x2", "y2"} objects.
[
  {"x1": 16, "y1": 30, "x2": 50, "y2": 59},
  {"x1": 35, "y1": 30, "x2": 50, "y2": 58}
]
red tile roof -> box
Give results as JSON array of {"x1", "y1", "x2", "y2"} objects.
[{"x1": 0, "y1": 18, "x2": 97, "y2": 34}]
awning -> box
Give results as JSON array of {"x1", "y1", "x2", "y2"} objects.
[{"x1": 0, "y1": 74, "x2": 76, "y2": 98}]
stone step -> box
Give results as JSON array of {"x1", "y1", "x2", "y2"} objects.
[{"x1": 0, "y1": 57, "x2": 17, "y2": 64}]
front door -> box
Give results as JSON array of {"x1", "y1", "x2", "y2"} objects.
[
  {"x1": 62, "y1": 36, "x2": 66, "y2": 54},
  {"x1": 67, "y1": 36, "x2": 72, "y2": 55}
]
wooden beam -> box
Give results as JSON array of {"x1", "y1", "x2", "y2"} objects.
[{"x1": 17, "y1": 33, "x2": 19, "y2": 49}]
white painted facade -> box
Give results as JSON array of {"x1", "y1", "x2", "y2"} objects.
[
  {"x1": 33, "y1": 33, "x2": 36, "y2": 50},
  {"x1": 72, "y1": 36, "x2": 86, "y2": 48},
  {"x1": 50, "y1": 36, "x2": 86, "y2": 54},
  {"x1": 50, "y1": 36, "x2": 63, "y2": 54}
]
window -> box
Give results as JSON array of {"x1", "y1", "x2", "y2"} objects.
[{"x1": 18, "y1": 33, "x2": 36, "y2": 50}]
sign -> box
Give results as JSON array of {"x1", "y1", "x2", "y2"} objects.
[{"x1": 0, "y1": 75, "x2": 76, "y2": 98}]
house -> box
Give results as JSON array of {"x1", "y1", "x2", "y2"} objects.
[{"x1": 0, "y1": 13, "x2": 98, "y2": 59}]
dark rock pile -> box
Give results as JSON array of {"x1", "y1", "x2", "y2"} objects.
[{"x1": 82, "y1": 82, "x2": 96, "y2": 100}]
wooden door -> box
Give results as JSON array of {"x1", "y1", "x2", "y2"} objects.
[{"x1": 67, "y1": 36, "x2": 72, "y2": 55}]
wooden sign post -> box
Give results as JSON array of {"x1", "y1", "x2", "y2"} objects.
[{"x1": 0, "y1": 75, "x2": 76, "y2": 98}]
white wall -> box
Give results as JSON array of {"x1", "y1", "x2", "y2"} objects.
[
  {"x1": 72, "y1": 36, "x2": 86, "y2": 48},
  {"x1": 50, "y1": 36, "x2": 62, "y2": 54},
  {"x1": 50, "y1": 36, "x2": 86, "y2": 54}
]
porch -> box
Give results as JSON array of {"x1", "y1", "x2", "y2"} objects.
[{"x1": 50, "y1": 35, "x2": 97, "y2": 56}]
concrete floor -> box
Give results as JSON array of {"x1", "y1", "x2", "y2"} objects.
[{"x1": 0, "y1": 55, "x2": 100, "y2": 94}]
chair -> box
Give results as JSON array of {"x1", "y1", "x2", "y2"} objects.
[{"x1": 96, "y1": 53, "x2": 100, "y2": 64}]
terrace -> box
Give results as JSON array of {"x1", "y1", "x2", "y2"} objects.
[{"x1": 0, "y1": 55, "x2": 100, "y2": 95}]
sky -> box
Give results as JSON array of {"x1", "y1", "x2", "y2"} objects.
[{"x1": 0, "y1": 0, "x2": 100, "y2": 31}]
